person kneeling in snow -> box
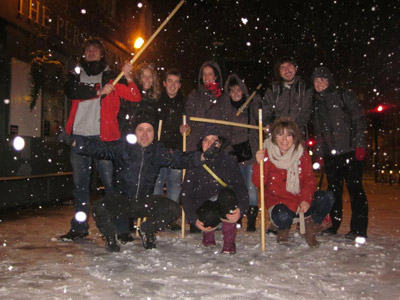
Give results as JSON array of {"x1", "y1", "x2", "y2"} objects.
[
  {"x1": 252, "y1": 117, "x2": 334, "y2": 246},
  {"x1": 74, "y1": 112, "x2": 203, "y2": 252},
  {"x1": 181, "y1": 127, "x2": 249, "y2": 254}
]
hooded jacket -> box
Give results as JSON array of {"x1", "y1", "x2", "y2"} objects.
[
  {"x1": 223, "y1": 74, "x2": 262, "y2": 165},
  {"x1": 311, "y1": 67, "x2": 366, "y2": 157},
  {"x1": 263, "y1": 75, "x2": 312, "y2": 132},
  {"x1": 181, "y1": 135, "x2": 249, "y2": 225},
  {"x1": 185, "y1": 61, "x2": 231, "y2": 151},
  {"x1": 65, "y1": 65, "x2": 141, "y2": 141}
]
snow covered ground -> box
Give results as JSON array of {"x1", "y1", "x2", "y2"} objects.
[{"x1": 1, "y1": 173, "x2": 399, "y2": 300}]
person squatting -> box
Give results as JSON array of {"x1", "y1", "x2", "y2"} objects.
[{"x1": 60, "y1": 38, "x2": 368, "y2": 253}]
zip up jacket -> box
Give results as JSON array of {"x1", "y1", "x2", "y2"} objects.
[
  {"x1": 311, "y1": 69, "x2": 366, "y2": 157},
  {"x1": 223, "y1": 73, "x2": 263, "y2": 166},
  {"x1": 75, "y1": 137, "x2": 202, "y2": 198},
  {"x1": 181, "y1": 150, "x2": 249, "y2": 225},
  {"x1": 263, "y1": 76, "x2": 312, "y2": 131},
  {"x1": 157, "y1": 90, "x2": 185, "y2": 150},
  {"x1": 65, "y1": 67, "x2": 142, "y2": 141},
  {"x1": 185, "y1": 61, "x2": 231, "y2": 151}
]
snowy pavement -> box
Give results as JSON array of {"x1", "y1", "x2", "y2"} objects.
[{"x1": 0, "y1": 175, "x2": 399, "y2": 300}]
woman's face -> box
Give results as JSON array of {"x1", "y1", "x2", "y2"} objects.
[
  {"x1": 275, "y1": 128, "x2": 294, "y2": 154},
  {"x1": 229, "y1": 85, "x2": 243, "y2": 102},
  {"x1": 202, "y1": 135, "x2": 220, "y2": 152},
  {"x1": 141, "y1": 68, "x2": 153, "y2": 90},
  {"x1": 202, "y1": 66, "x2": 216, "y2": 85}
]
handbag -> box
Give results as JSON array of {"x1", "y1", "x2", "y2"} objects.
[
  {"x1": 230, "y1": 106, "x2": 252, "y2": 163},
  {"x1": 231, "y1": 140, "x2": 252, "y2": 163}
]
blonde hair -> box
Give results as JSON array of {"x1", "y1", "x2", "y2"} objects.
[{"x1": 134, "y1": 62, "x2": 161, "y2": 101}]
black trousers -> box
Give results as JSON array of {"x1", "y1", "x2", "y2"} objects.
[
  {"x1": 92, "y1": 194, "x2": 180, "y2": 237},
  {"x1": 325, "y1": 151, "x2": 368, "y2": 236}
]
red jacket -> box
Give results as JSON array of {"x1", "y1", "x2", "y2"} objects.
[
  {"x1": 66, "y1": 80, "x2": 141, "y2": 141},
  {"x1": 252, "y1": 149, "x2": 315, "y2": 213}
]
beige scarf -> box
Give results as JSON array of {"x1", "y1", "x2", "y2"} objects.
[{"x1": 264, "y1": 137, "x2": 304, "y2": 195}]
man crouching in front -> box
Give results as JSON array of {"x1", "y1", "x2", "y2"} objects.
[{"x1": 73, "y1": 112, "x2": 203, "y2": 252}]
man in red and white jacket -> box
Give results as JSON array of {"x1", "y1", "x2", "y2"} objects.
[{"x1": 60, "y1": 38, "x2": 141, "y2": 242}]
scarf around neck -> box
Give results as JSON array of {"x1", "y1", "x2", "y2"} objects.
[{"x1": 264, "y1": 137, "x2": 304, "y2": 195}]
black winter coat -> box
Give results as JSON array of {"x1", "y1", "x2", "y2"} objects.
[
  {"x1": 76, "y1": 138, "x2": 202, "y2": 199},
  {"x1": 157, "y1": 90, "x2": 185, "y2": 150}
]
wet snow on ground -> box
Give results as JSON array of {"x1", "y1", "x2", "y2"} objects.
[{"x1": 0, "y1": 176, "x2": 399, "y2": 300}]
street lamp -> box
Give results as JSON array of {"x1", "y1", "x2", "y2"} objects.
[{"x1": 134, "y1": 37, "x2": 144, "y2": 49}]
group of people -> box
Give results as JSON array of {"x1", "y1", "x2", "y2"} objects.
[{"x1": 58, "y1": 37, "x2": 368, "y2": 254}]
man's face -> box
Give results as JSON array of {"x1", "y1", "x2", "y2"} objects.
[
  {"x1": 279, "y1": 62, "x2": 298, "y2": 83},
  {"x1": 135, "y1": 123, "x2": 154, "y2": 147},
  {"x1": 229, "y1": 85, "x2": 243, "y2": 102},
  {"x1": 202, "y1": 135, "x2": 220, "y2": 152},
  {"x1": 84, "y1": 45, "x2": 102, "y2": 62},
  {"x1": 163, "y1": 74, "x2": 181, "y2": 98},
  {"x1": 313, "y1": 77, "x2": 329, "y2": 93},
  {"x1": 141, "y1": 68, "x2": 153, "y2": 91},
  {"x1": 202, "y1": 66, "x2": 216, "y2": 85}
]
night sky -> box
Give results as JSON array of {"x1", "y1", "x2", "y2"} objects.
[{"x1": 142, "y1": 0, "x2": 399, "y2": 111}]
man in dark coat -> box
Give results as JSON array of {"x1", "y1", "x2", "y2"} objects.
[
  {"x1": 311, "y1": 66, "x2": 368, "y2": 239},
  {"x1": 74, "y1": 112, "x2": 203, "y2": 252},
  {"x1": 263, "y1": 57, "x2": 313, "y2": 134},
  {"x1": 154, "y1": 69, "x2": 186, "y2": 205}
]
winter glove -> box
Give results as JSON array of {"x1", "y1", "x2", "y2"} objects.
[
  {"x1": 203, "y1": 141, "x2": 221, "y2": 160},
  {"x1": 57, "y1": 126, "x2": 74, "y2": 146},
  {"x1": 205, "y1": 82, "x2": 222, "y2": 98},
  {"x1": 355, "y1": 147, "x2": 366, "y2": 161}
]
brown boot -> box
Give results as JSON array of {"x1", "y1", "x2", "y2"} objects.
[
  {"x1": 305, "y1": 218, "x2": 319, "y2": 247},
  {"x1": 276, "y1": 229, "x2": 290, "y2": 243}
]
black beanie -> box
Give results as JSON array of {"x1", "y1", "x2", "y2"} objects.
[
  {"x1": 126, "y1": 110, "x2": 158, "y2": 135},
  {"x1": 311, "y1": 67, "x2": 336, "y2": 87}
]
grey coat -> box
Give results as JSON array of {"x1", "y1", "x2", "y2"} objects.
[
  {"x1": 263, "y1": 75, "x2": 313, "y2": 132},
  {"x1": 185, "y1": 61, "x2": 231, "y2": 151},
  {"x1": 311, "y1": 68, "x2": 366, "y2": 157}
]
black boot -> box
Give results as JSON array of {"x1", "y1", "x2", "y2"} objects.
[
  {"x1": 139, "y1": 229, "x2": 156, "y2": 249},
  {"x1": 246, "y1": 206, "x2": 258, "y2": 232},
  {"x1": 105, "y1": 236, "x2": 120, "y2": 252}
]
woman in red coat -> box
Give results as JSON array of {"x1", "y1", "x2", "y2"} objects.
[{"x1": 252, "y1": 117, "x2": 333, "y2": 246}]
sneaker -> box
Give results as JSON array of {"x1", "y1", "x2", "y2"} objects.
[
  {"x1": 117, "y1": 233, "x2": 134, "y2": 244},
  {"x1": 345, "y1": 231, "x2": 367, "y2": 240},
  {"x1": 105, "y1": 236, "x2": 120, "y2": 252},
  {"x1": 59, "y1": 231, "x2": 88, "y2": 242},
  {"x1": 139, "y1": 230, "x2": 156, "y2": 249}
]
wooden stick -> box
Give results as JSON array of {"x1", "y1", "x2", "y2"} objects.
[
  {"x1": 157, "y1": 120, "x2": 163, "y2": 141},
  {"x1": 112, "y1": 0, "x2": 185, "y2": 86},
  {"x1": 258, "y1": 109, "x2": 266, "y2": 251},
  {"x1": 189, "y1": 117, "x2": 268, "y2": 131},
  {"x1": 299, "y1": 213, "x2": 306, "y2": 234},
  {"x1": 136, "y1": 218, "x2": 142, "y2": 237},
  {"x1": 236, "y1": 84, "x2": 262, "y2": 116},
  {"x1": 181, "y1": 115, "x2": 187, "y2": 238}
]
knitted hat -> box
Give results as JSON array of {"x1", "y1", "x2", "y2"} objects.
[
  {"x1": 125, "y1": 110, "x2": 158, "y2": 135},
  {"x1": 311, "y1": 66, "x2": 336, "y2": 87}
]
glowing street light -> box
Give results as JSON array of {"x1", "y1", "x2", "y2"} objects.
[{"x1": 134, "y1": 37, "x2": 144, "y2": 49}]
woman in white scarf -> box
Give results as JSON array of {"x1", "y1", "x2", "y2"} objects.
[{"x1": 252, "y1": 117, "x2": 334, "y2": 246}]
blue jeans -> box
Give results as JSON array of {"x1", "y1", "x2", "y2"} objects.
[
  {"x1": 240, "y1": 164, "x2": 258, "y2": 206},
  {"x1": 154, "y1": 168, "x2": 182, "y2": 203},
  {"x1": 271, "y1": 190, "x2": 335, "y2": 230},
  {"x1": 70, "y1": 135, "x2": 113, "y2": 233}
]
